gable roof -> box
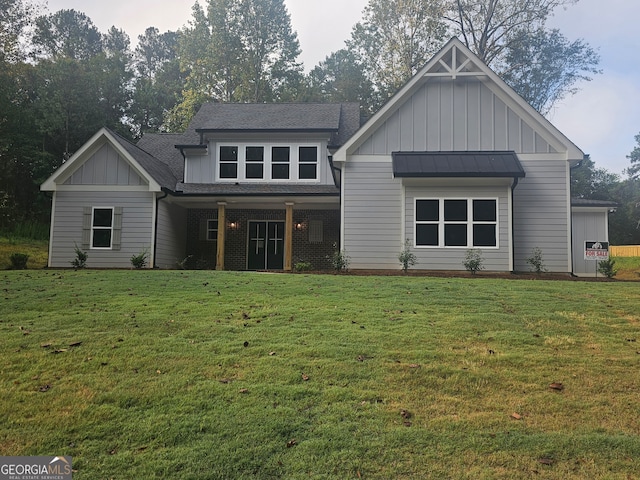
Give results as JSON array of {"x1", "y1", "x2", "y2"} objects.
[
  {"x1": 392, "y1": 151, "x2": 525, "y2": 178},
  {"x1": 333, "y1": 37, "x2": 584, "y2": 162},
  {"x1": 41, "y1": 128, "x2": 176, "y2": 192}
]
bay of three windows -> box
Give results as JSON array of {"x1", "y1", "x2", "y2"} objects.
[{"x1": 219, "y1": 144, "x2": 318, "y2": 181}]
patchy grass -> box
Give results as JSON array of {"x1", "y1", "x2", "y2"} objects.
[
  {"x1": 1, "y1": 270, "x2": 639, "y2": 479},
  {"x1": 610, "y1": 255, "x2": 640, "y2": 280},
  {"x1": 0, "y1": 237, "x2": 48, "y2": 269}
]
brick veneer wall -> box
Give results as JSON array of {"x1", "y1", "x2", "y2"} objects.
[{"x1": 185, "y1": 207, "x2": 340, "y2": 270}]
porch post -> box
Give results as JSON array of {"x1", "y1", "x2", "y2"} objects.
[
  {"x1": 285, "y1": 202, "x2": 294, "y2": 271},
  {"x1": 216, "y1": 202, "x2": 227, "y2": 270}
]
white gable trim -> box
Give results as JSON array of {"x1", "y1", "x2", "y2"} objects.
[
  {"x1": 333, "y1": 38, "x2": 584, "y2": 163},
  {"x1": 41, "y1": 128, "x2": 162, "y2": 192}
]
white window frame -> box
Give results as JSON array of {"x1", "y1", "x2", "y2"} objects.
[
  {"x1": 414, "y1": 198, "x2": 499, "y2": 249},
  {"x1": 206, "y1": 219, "x2": 218, "y2": 241},
  {"x1": 216, "y1": 142, "x2": 321, "y2": 182},
  {"x1": 91, "y1": 206, "x2": 114, "y2": 250}
]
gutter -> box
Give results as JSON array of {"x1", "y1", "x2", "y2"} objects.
[{"x1": 510, "y1": 175, "x2": 522, "y2": 273}]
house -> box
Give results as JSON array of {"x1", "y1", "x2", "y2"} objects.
[{"x1": 41, "y1": 38, "x2": 611, "y2": 275}]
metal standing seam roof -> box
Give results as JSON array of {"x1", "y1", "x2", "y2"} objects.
[{"x1": 392, "y1": 151, "x2": 526, "y2": 178}]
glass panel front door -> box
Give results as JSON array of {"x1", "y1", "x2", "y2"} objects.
[{"x1": 247, "y1": 221, "x2": 285, "y2": 270}]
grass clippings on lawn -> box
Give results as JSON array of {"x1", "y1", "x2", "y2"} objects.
[{"x1": 1, "y1": 270, "x2": 639, "y2": 479}]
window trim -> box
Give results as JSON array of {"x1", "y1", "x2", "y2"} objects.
[
  {"x1": 91, "y1": 206, "x2": 114, "y2": 250},
  {"x1": 414, "y1": 198, "x2": 499, "y2": 249},
  {"x1": 216, "y1": 142, "x2": 321, "y2": 182},
  {"x1": 206, "y1": 219, "x2": 218, "y2": 242}
]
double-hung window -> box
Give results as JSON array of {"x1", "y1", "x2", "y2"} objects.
[
  {"x1": 415, "y1": 199, "x2": 497, "y2": 248},
  {"x1": 298, "y1": 146, "x2": 318, "y2": 180},
  {"x1": 220, "y1": 146, "x2": 238, "y2": 179},
  {"x1": 245, "y1": 146, "x2": 264, "y2": 179},
  {"x1": 271, "y1": 146, "x2": 290, "y2": 179},
  {"x1": 206, "y1": 219, "x2": 218, "y2": 241},
  {"x1": 92, "y1": 207, "x2": 114, "y2": 248}
]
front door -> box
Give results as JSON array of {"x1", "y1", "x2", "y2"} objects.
[{"x1": 248, "y1": 221, "x2": 285, "y2": 270}]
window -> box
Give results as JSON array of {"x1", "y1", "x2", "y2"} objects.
[
  {"x1": 218, "y1": 143, "x2": 320, "y2": 181},
  {"x1": 206, "y1": 219, "x2": 218, "y2": 241},
  {"x1": 415, "y1": 199, "x2": 497, "y2": 248},
  {"x1": 245, "y1": 146, "x2": 264, "y2": 179},
  {"x1": 220, "y1": 146, "x2": 238, "y2": 178},
  {"x1": 272, "y1": 146, "x2": 290, "y2": 179},
  {"x1": 298, "y1": 146, "x2": 318, "y2": 179},
  {"x1": 92, "y1": 207, "x2": 114, "y2": 248},
  {"x1": 308, "y1": 219, "x2": 323, "y2": 244}
]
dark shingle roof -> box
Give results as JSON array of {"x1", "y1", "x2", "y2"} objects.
[
  {"x1": 571, "y1": 198, "x2": 618, "y2": 208},
  {"x1": 107, "y1": 129, "x2": 178, "y2": 189},
  {"x1": 392, "y1": 151, "x2": 526, "y2": 178},
  {"x1": 137, "y1": 133, "x2": 185, "y2": 181},
  {"x1": 175, "y1": 183, "x2": 339, "y2": 196}
]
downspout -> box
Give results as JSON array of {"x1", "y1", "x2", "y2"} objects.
[
  {"x1": 152, "y1": 188, "x2": 170, "y2": 268},
  {"x1": 510, "y1": 176, "x2": 520, "y2": 273},
  {"x1": 568, "y1": 157, "x2": 586, "y2": 276}
]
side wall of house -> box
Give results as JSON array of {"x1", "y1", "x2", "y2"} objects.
[
  {"x1": 512, "y1": 158, "x2": 571, "y2": 272},
  {"x1": 155, "y1": 199, "x2": 187, "y2": 269},
  {"x1": 49, "y1": 190, "x2": 154, "y2": 268},
  {"x1": 571, "y1": 210, "x2": 609, "y2": 276},
  {"x1": 342, "y1": 160, "x2": 403, "y2": 269}
]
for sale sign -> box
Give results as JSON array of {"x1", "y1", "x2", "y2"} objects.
[{"x1": 585, "y1": 241, "x2": 609, "y2": 260}]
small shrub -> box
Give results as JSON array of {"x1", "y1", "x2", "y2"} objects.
[
  {"x1": 526, "y1": 247, "x2": 547, "y2": 274},
  {"x1": 463, "y1": 249, "x2": 484, "y2": 275},
  {"x1": 294, "y1": 261, "x2": 313, "y2": 272},
  {"x1": 327, "y1": 242, "x2": 350, "y2": 272},
  {"x1": 398, "y1": 239, "x2": 417, "y2": 273},
  {"x1": 10, "y1": 253, "x2": 29, "y2": 269},
  {"x1": 130, "y1": 248, "x2": 149, "y2": 269},
  {"x1": 70, "y1": 244, "x2": 88, "y2": 269},
  {"x1": 597, "y1": 258, "x2": 618, "y2": 278}
]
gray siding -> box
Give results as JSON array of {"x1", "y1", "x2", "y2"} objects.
[
  {"x1": 404, "y1": 185, "x2": 511, "y2": 271},
  {"x1": 356, "y1": 79, "x2": 557, "y2": 155},
  {"x1": 64, "y1": 143, "x2": 146, "y2": 186},
  {"x1": 49, "y1": 191, "x2": 154, "y2": 268},
  {"x1": 185, "y1": 152, "x2": 214, "y2": 183},
  {"x1": 571, "y1": 210, "x2": 609, "y2": 276},
  {"x1": 155, "y1": 200, "x2": 187, "y2": 269},
  {"x1": 342, "y1": 161, "x2": 403, "y2": 269},
  {"x1": 512, "y1": 160, "x2": 570, "y2": 272}
]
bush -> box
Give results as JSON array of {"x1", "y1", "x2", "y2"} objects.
[
  {"x1": 130, "y1": 248, "x2": 149, "y2": 269},
  {"x1": 526, "y1": 247, "x2": 547, "y2": 274},
  {"x1": 597, "y1": 258, "x2": 618, "y2": 278},
  {"x1": 9, "y1": 253, "x2": 29, "y2": 269},
  {"x1": 70, "y1": 244, "x2": 88, "y2": 269},
  {"x1": 328, "y1": 243, "x2": 350, "y2": 272},
  {"x1": 463, "y1": 249, "x2": 484, "y2": 275},
  {"x1": 398, "y1": 239, "x2": 417, "y2": 273},
  {"x1": 294, "y1": 261, "x2": 313, "y2": 272}
]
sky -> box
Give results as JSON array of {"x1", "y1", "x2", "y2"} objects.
[{"x1": 43, "y1": 0, "x2": 640, "y2": 175}]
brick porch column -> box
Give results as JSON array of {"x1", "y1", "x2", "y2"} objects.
[
  {"x1": 216, "y1": 202, "x2": 226, "y2": 270},
  {"x1": 285, "y1": 202, "x2": 294, "y2": 271}
]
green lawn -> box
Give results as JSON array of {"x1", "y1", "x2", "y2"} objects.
[{"x1": 1, "y1": 270, "x2": 639, "y2": 479}]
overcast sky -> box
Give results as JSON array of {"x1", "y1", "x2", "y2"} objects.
[{"x1": 44, "y1": 0, "x2": 640, "y2": 175}]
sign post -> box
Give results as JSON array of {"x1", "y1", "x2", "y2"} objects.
[{"x1": 584, "y1": 241, "x2": 609, "y2": 277}]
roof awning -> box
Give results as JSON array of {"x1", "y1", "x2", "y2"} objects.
[{"x1": 392, "y1": 151, "x2": 526, "y2": 178}]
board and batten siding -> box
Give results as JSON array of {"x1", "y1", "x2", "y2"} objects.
[
  {"x1": 342, "y1": 160, "x2": 403, "y2": 269},
  {"x1": 49, "y1": 191, "x2": 154, "y2": 268},
  {"x1": 571, "y1": 210, "x2": 609, "y2": 276},
  {"x1": 155, "y1": 200, "x2": 187, "y2": 269},
  {"x1": 512, "y1": 159, "x2": 570, "y2": 272},
  {"x1": 355, "y1": 79, "x2": 557, "y2": 156},
  {"x1": 63, "y1": 143, "x2": 146, "y2": 186},
  {"x1": 404, "y1": 185, "x2": 511, "y2": 271}
]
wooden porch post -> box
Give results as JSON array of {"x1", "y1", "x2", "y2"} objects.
[
  {"x1": 285, "y1": 202, "x2": 294, "y2": 271},
  {"x1": 216, "y1": 202, "x2": 226, "y2": 270}
]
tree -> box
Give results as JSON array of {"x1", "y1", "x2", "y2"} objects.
[
  {"x1": 0, "y1": 0, "x2": 33, "y2": 63},
  {"x1": 626, "y1": 132, "x2": 640, "y2": 179},
  {"x1": 445, "y1": 0, "x2": 600, "y2": 114},
  {"x1": 166, "y1": 0, "x2": 303, "y2": 130},
  {"x1": 571, "y1": 155, "x2": 619, "y2": 201},
  {"x1": 346, "y1": 0, "x2": 448, "y2": 108},
  {"x1": 32, "y1": 9, "x2": 103, "y2": 60}
]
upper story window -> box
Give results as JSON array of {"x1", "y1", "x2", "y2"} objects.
[
  {"x1": 415, "y1": 199, "x2": 497, "y2": 248},
  {"x1": 217, "y1": 143, "x2": 320, "y2": 182}
]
